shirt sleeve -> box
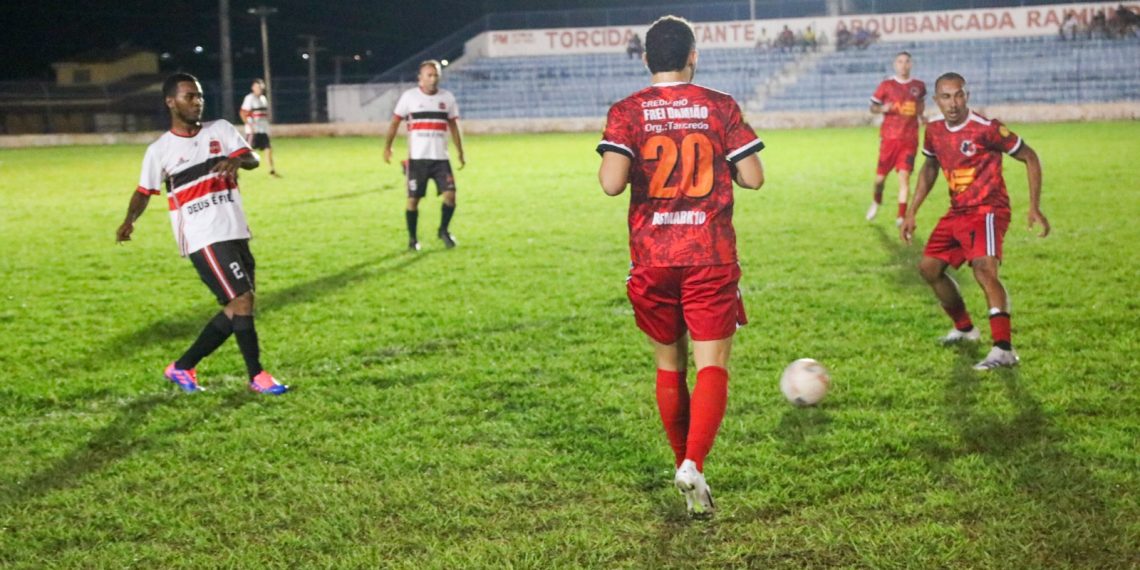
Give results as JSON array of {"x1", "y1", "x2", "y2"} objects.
[
  {"x1": 723, "y1": 99, "x2": 764, "y2": 163},
  {"x1": 240, "y1": 94, "x2": 253, "y2": 111},
  {"x1": 447, "y1": 92, "x2": 459, "y2": 119},
  {"x1": 986, "y1": 120, "x2": 1023, "y2": 155},
  {"x1": 596, "y1": 101, "x2": 636, "y2": 159},
  {"x1": 220, "y1": 121, "x2": 254, "y2": 158},
  {"x1": 392, "y1": 91, "x2": 409, "y2": 120},
  {"x1": 136, "y1": 145, "x2": 163, "y2": 195},
  {"x1": 870, "y1": 81, "x2": 887, "y2": 105},
  {"x1": 921, "y1": 126, "x2": 936, "y2": 158},
  {"x1": 918, "y1": 81, "x2": 927, "y2": 101}
]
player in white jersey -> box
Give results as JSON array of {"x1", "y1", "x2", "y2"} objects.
[
  {"x1": 240, "y1": 79, "x2": 278, "y2": 176},
  {"x1": 115, "y1": 73, "x2": 288, "y2": 395},
  {"x1": 383, "y1": 60, "x2": 466, "y2": 251}
]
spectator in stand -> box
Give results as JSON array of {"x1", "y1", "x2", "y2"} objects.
[
  {"x1": 854, "y1": 27, "x2": 879, "y2": 50},
  {"x1": 803, "y1": 26, "x2": 818, "y2": 52},
  {"x1": 1112, "y1": 4, "x2": 1140, "y2": 37},
  {"x1": 755, "y1": 28, "x2": 771, "y2": 51},
  {"x1": 778, "y1": 25, "x2": 795, "y2": 52},
  {"x1": 1059, "y1": 11, "x2": 1078, "y2": 41},
  {"x1": 1091, "y1": 9, "x2": 1108, "y2": 38},
  {"x1": 627, "y1": 33, "x2": 644, "y2": 59},
  {"x1": 836, "y1": 21, "x2": 852, "y2": 51}
]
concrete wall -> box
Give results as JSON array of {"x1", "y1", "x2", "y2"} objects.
[{"x1": 2, "y1": 102, "x2": 1136, "y2": 148}]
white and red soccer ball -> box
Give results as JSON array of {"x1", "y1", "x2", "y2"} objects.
[{"x1": 780, "y1": 358, "x2": 831, "y2": 406}]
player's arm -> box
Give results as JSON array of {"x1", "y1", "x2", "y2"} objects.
[
  {"x1": 732, "y1": 154, "x2": 764, "y2": 189},
  {"x1": 1010, "y1": 142, "x2": 1049, "y2": 237},
  {"x1": 239, "y1": 108, "x2": 251, "y2": 123},
  {"x1": 382, "y1": 116, "x2": 402, "y2": 164},
  {"x1": 211, "y1": 149, "x2": 259, "y2": 178},
  {"x1": 916, "y1": 98, "x2": 926, "y2": 124},
  {"x1": 116, "y1": 190, "x2": 151, "y2": 243},
  {"x1": 901, "y1": 153, "x2": 939, "y2": 244},
  {"x1": 598, "y1": 151, "x2": 631, "y2": 196},
  {"x1": 447, "y1": 117, "x2": 466, "y2": 169}
]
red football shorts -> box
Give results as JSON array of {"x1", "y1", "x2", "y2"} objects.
[
  {"x1": 924, "y1": 210, "x2": 1010, "y2": 268},
  {"x1": 626, "y1": 263, "x2": 747, "y2": 345},
  {"x1": 876, "y1": 138, "x2": 917, "y2": 176}
]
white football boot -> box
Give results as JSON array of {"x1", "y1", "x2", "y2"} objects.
[
  {"x1": 940, "y1": 327, "x2": 982, "y2": 345},
  {"x1": 674, "y1": 459, "x2": 716, "y2": 518},
  {"x1": 895, "y1": 216, "x2": 905, "y2": 227},
  {"x1": 865, "y1": 201, "x2": 880, "y2": 221},
  {"x1": 974, "y1": 346, "x2": 1020, "y2": 371}
]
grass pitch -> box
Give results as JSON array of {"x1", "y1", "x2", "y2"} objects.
[{"x1": 1, "y1": 122, "x2": 1137, "y2": 568}]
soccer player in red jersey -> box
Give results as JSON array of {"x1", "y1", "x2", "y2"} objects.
[
  {"x1": 901, "y1": 72, "x2": 1050, "y2": 371},
  {"x1": 868, "y1": 52, "x2": 926, "y2": 226},
  {"x1": 115, "y1": 73, "x2": 288, "y2": 395},
  {"x1": 597, "y1": 15, "x2": 765, "y2": 517}
]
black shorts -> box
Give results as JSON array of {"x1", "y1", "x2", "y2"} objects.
[
  {"x1": 249, "y1": 133, "x2": 271, "y2": 150},
  {"x1": 189, "y1": 239, "x2": 256, "y2": 305},
  {"x1": 404, "y1": 159, "x2": 456, "y2": 198}
]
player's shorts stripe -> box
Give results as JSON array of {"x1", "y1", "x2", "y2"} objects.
[
  {"x1": 167, "y1": 156, "x2": 228, "y2": 191},
  {"x1": 986, "y1": 213, "x2": 995, "y2": 257},
  {"x1": 409, "y1": 111, "x2": 450, "y2": 121},
  {"x1": 597, "y1": 141, "x2": 634, "y2": 159},
  {"x1": 1007, "y1": 137, "x2": 1023, "y2": 156},
  {"x1": 203, "y1": 245, "x2": 237, "y2": 300},
  {"x1": 727, "y1": 138, "x2": 765, "y2": 163}
]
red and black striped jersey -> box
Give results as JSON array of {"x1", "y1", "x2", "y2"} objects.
[
  {"x1": 598, "y1": 82, "x2": 763, "y2": 267},
  {"x1": 136, "y1": 120, "x2": 254, "y2": 256}
]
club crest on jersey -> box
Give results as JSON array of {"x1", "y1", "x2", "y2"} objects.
[
  {"x1": 959, "y1": 140, "x2": 977, "y2": 157},
  {"x1": 910, "y1": 86, "x2": 921, "y2": 97},
  {"x1": 209, "y1": 139, "x2": 221, "y2": 154},
  {"x1": 438, "y1": 102, "x2": 446, "y2": 110}
]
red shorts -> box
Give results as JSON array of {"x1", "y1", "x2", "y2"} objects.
[
  {"x1": 876, "y1": 138, "x2": 917, "y2": 176},
  {"x1": 924, "y1": 210, "x2": 1010, "y2": 268},
  {"x1": 626, "y1": 263, "x2": 747, "y2": 344}
]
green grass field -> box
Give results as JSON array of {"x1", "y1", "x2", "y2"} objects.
[{"x1": 1, "y1": 122, "x2": 1138, "y2": 568}]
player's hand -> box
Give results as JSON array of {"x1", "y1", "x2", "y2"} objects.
[
  {"x1": 881, "y1": 102, "x2": 893, "y2": 114},
  {"x1": 116, "y1": 221, "x2": 134, "y2": 243},
  {"x1": 210, "y1": 157, "x2": 242, "y2": 181},
  {"x1": 457, "y1": 152, "x2": 466, "y2": 170},
  {"x1": 900, "y1": 215, "x2": 917, "y2": 245},
  {"x1": 1028, "y1": 208, "x2": 1051, "y2": 238},
  {"x1": 383, "y1": 147, "x2": 393, "y2": 164}
]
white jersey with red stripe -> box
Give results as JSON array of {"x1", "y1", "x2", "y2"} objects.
[
  {"x1": 240, "y1": 93, "x2": 270, "y2": 134},
  {"x1": 392, "y1": 87, "x2": 459, "y2": 160},
  {"x1": 136, "y1": 120, "x2": 255, "y2": 256}
]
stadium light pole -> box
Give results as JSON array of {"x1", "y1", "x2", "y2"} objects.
[
  {"x1": 219, "y1": 0, "x2": 235, "y2": 121},
  {"x1": 298, "y1": 35, "x2": 324, "y2": 123},
  {"x1": 248, "y1": 5, "x2": 278, "y2": 122},
  {"x1": 750, "y1": 0, "x2": 755, "y2": 20}
]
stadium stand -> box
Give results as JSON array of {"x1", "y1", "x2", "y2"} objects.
[{"x1": 442, "y1": 36, "x2": 1140, "y2": 119}]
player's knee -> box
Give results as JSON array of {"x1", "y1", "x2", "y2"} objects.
[
  {"x1": 228, "y1": 291, "x2": 254, "y2": 315},
  {"x1": 918, "y1": 259, "x2": 943, "y2": 283},
  {"x1": 971, "y1": 260, "x2": 1000, "y2": 285}
]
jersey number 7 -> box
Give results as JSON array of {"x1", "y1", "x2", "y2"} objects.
[{"x1": 641, "y1": 133, "x2": 714, "y2": 199}]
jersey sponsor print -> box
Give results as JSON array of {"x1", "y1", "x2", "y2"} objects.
[
  {"x1": 922, "y1": 111, "x2": 1023, "y2": 214},
  {"x1": 392, "y1": 87, "x2": 459, "y2": 161},
  {"x1": 597, "y1": 82, "x2": 763, "y2": 267},
  {"x1": 136, "y1": 120, "x2": 255, "y2": 256},
  {"x1": 871, "y1": 77, "x2": 926, "y2": 142}
]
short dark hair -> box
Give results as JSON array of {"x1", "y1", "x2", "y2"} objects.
[
  {"x1": 896, "y1": 51, "x2": 912, "y2": 59},
  {"x1": 645, "y1": 15, "x2": 695, "y2": 74},
  {"x1": 935, "y1": 72, "x2": 967, "y2": 90},
  {"x1": 252, "y1": 78, "x2": 266, "y2": 89},
  {"x1": 163, "y1": 72, "x2": 199, "y2": 98}
]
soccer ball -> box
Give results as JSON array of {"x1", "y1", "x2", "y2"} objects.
[{"x1": 779, "y1": 358, "x2": 831, "y2": 406}]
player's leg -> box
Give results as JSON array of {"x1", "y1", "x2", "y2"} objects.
[
  {"x1": 651, "y1": 334, "x2": 690, "y2": 469},
  {"x1": 921, "y1": 215, "x2": 980, "y2": 344},
  {"x1": 214, "y1": 241, "x2": 287, "y2": 393},
  {"x1": 405, "y1": 161, "x2": 428, "y2": 251},
  {"x1": 435, "y1": 161, "x2": 458, "y2": 248},
  {"x1": 170, "y1": 248, "x2": 245, "y2": 392},
  {"x1": 895, "y1": 168, "x2": 911, "y2": 226},
  {"x1": 967, "y1": 214, "x2": 1017, "y2": 370},
  {"x1": 868, "y1": 139, "x2": 891, "y2": 220},
  {"x1": 265, "y1": 146, "x2": 277, "y2": 176}
]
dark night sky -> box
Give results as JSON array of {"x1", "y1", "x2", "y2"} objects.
[{"x1": 1, "y1": 0, "x2": 695, "y2": 82}]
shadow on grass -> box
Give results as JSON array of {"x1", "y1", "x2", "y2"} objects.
[
  {"x1": 916, "y1": 353, "x2": 1132, "y2": 565},
  {"x1": 62, "y1": 249, "x2": 436, "y2": 377},
  {"x1": 774, "y1": 405, "x2": 833, "y2": 449},
  {"x1": 872, "y1": 224, "x2": 928, "y2": 294},
  {"x1": 0, "y1": 390, "x2": 252, "y2": 508},
  {"x1": 284, "y1": 186, "x2": 394, "y2": 208}
]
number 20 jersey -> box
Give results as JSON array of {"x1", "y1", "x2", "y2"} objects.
[{"x1": 597, "y1": 82, "x2": 764, "y2": 267}]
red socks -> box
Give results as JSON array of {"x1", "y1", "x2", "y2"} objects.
[
  {"x1": 943, "y1": 301, "x2": 974, "y2": 331},
  {"x1": 897, "y1": 202, "x2": 908, "y2": 217},
  {"x1": 655, "y1": 369, "x2": 690, "y2": 468},
  {"x1": 685, "y1": 366, "x2": 729, "y2": 472},
  {"x1": 989, "y1": 310, "x2": 1012, "y2": 350}
]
